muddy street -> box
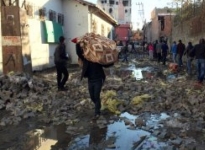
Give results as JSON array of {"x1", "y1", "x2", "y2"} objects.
[{"x1": 0, "y1": 56, "x2": 205, "y2": 150}]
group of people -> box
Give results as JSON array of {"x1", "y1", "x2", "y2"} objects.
[
  {"x1": 170, "y1": 39, "x2": 205, "y2": 85},
  {"x1": 145, "y1": 40, "x2": 169, "y2": 66}
]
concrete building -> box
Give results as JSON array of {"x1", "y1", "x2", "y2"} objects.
[
  {"x1": 97, "y1": 0, "x2": 132, "y2": 42},
  {"x1": 144, "y1": 8, "x2": 174, "y2": 45},
  {"x1": 0, "y1": 0, "x2": 117, "y2": 74}
]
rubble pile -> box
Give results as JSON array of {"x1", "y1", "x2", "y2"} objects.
[{"x1": 1, "y1": 61, "x2": 205, "y2": 149}]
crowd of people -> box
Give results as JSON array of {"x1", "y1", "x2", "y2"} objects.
[{"x1": 117, "y1": 38, "x2": 205, "y2": 86}]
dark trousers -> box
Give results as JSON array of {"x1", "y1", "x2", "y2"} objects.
[
  {"x1": 56, "y1": 64, "x2": 68, "y2": 88},
  {"x1": 197, "y1": 59, "x2": 205, "y2": 83},
  {"x1": 157, "y1": 53, "x2": 161, "y2": 63},
  {"x1": 122, "y1": 53, "x2": 128, "y2": 62},
  {"x1": 88, "y1": 79, "x2": 103, "y2": 115},
  {"x1": 162, "y1": 53, "x2": 167, "y2": 65}
]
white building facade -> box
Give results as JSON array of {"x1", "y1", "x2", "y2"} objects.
[
  {"x1": 0, "y1": 0, "x2": 117, "y2": 74},
  {"x1": 97, "y1": 0, "x2": 132, "y2": 24}
]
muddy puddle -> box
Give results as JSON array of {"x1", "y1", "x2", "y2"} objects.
[
  {"x1": 108, "y1": 64, "x2": 161, "y2": 80},
  {"x1": 16, "y1": 112, "x2": 174, "y2": 150}
]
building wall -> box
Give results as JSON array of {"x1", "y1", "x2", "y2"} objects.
[
  {"x1": 91, "y1": 14, "x2": 113, "y2": 38},
  {"x1": 0, "y1": 0, "x2": 64, "y2": 72},
  {"x1": 145, "y1": 23, "x2": 152, "y2": 43},
  {"x1": 0, "y1": 0, "x2": 116, "y2": 73},
  {"x1": 97, "y1": 0, "x2": 131, "y2": 24},
  {"x1": 62, "y1": 0, "x2": 89, "y2": 64},
  {"x1": 149, "y1": 8, "x2": 173, "y2": 43},
  {"x1": 25, "y1": 0, "x2": 64, "y2": 70},
  {"x1": 151, "y1": 16, "x2": 160, "y2": 42}
]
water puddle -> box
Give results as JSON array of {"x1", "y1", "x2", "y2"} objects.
[
  {"x1": 8, "y1": 112, "x2": 171, "y2": 150},
  {"x1": 123, "y1": 64, "x2": 157, "y2": 80},
  {"x1": 67, "y1": 112, "x2": 170, "y2": 150}
]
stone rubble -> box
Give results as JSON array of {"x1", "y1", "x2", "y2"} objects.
[{"x1": 0, "y1": 59, "x2": 205, "y2": 149}]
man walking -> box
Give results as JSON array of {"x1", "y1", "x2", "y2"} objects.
[
  {"x1": 177, "y1": 40, "x2": 185, "y2": 67},
  {"x1": 156, "y1": 40, "x2": 162, "y2": 63},
  {"x1": 54, "y1": 36, "x2": 69, "y2": 91},
  {"x1": 192, "y1": 38, "x2": 205, "y2": 85},
  {"x1": 171, "y1": 41, "x2": 177, "y2": 63},
  {"x1": 161, "y1": 41, "x2": 169, "y2": 65}
]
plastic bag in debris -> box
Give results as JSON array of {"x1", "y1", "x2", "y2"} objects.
[
  {"x1": 131, "y1": 94, "x2": 151, "y2": 105},
  {"x1": 101, "y1": 90, "x2": 123, "y2": 115}
]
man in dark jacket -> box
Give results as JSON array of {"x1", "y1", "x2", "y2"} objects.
[
  {"x1": 76, "y1": 43, "x2": 113, "y2": 119},
  {"x1": 161, "y1": 41, "x2": 169, "y2": 65},
  {"x1": 54, "y1": 36, "x2": 69, "y2": 91},
  {"x1": 192, "y1": 38, "x2": 205, "y2": 85},
  {"x1": 177, "y1": 40, "x2": 185, "y2": 67}
]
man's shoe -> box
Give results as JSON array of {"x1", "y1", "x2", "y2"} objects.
[{"x1": 58, "y1": 87, "x2": 68, "y2": 91}]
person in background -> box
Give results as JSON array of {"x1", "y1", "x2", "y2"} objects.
[
  {"x1": 171, "y1": 41, "x2": 177, "y2": 63},
  {"x1": 148, "y1": 42, "x2": 154, "y2": 60},
  {"x1": 156, "y1": 40, "x2": 162, "y2": 63},
  {"x1": 177, "y1": 40, "x2": 185, "y2": 67},
  {"x1": 118, "y1": 40, "x2": 123, "y2": 46},
  {"x1": 130, "y1": 40, "x2": 135, "y2": 53},
  {"x1": 76, "y1": 43, "x2": 113, "y2": 120},
  {"x1": 191, "y1": 38, "x2": 205, "y2": 85},
  {"x1": 184, "y1": 41, "x2": 194, "y2": 75},
  {"x1": 54, "y1": 36, "x2": 69, "y2": 91},
  {"x1": 153, "y1": 40, "x2": 158, "y2": 59},
  {"x1": 161, "y1": 41, "x2": 169, "y2": 65},
  {"x1": 122, "y1": 41, "x2": 129, "y2": 63}
]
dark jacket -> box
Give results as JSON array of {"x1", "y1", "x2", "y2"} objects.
[
  {"x1": 192, "y1": 43, "x2": 205, "y2": 59},
  {"x1": 76, "y1": 43, "x2": 113, "y2": 81},
  {"x1": 184, "y1": 43, "x2": 194, "y2": 58},
  {"x1": 161, "y1": 42, "x2": 168, "y2": 54},
  {"x1": 177, "y1": 42, "x2": 185, "y2": 56},
  {"x1": 54, "y1": 43, "x2": 68, "y2": 65}
]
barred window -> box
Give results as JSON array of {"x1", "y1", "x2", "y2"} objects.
[
  {"x1": 58, "y1": 13, "x2": 64, "y2": 25},
  {"x1": 49, "y1": 10, "x2": 56, "y2": 22},
  {"x1": 39, "y1": 7, "x2": 46, "y2": 19}
]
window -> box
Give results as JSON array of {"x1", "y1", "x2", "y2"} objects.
[
  {"x1": 58, "y1": 13, "x2": 64, "y2": 25},
  {"x1": 158, "y1": 16, "x2": 165, "y2": 31},
  {"x1": 116, "y1": 2, "x2": 118, "y2": 5},
  {"x1": 109, "y1": 8, "x2": 112, "y2": 13},
  {"x1": 109, "y1": 0, "x2": 114, "y2": 5},
  {"x1": 49, "y1": 10, "x2": 56, "y2": 22},
  {"x1": 39, "y1": 8, "x2": 46, "y2": 19},
  {"x1": 125, "y1": 9, "x2": 127, "y2": 13},
  {"x1": 122, "y1": 0, "x2": 128, "y2": 6}
]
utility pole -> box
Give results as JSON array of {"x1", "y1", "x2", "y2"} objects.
[
  {"x1": 136, "y1": 2, "x2": 145, "y2": 43},
  {"x1": 136, "y1": 2, "x2": 145, "y2": 25}
]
